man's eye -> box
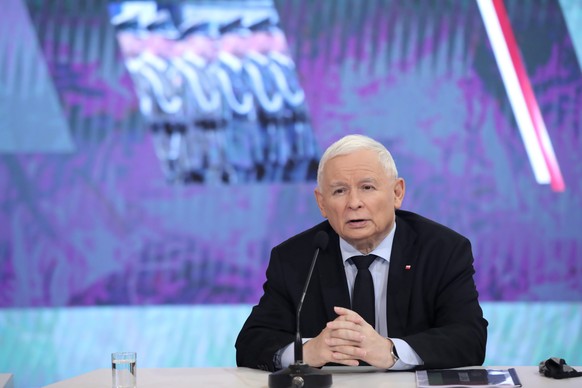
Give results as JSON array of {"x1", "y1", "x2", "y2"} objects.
[
  {"x1": 362, "y1": 185, "x2": 374, "y2": 191},
  {"x1": 333, "y1": 188, "x2": 345, "y2": 195}
]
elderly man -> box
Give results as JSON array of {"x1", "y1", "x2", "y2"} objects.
[{"x1": 235, "y1": 134, "x2": 487, "y2": 371}]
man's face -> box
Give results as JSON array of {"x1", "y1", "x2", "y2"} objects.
[{"x1": 315, "y1": 149, "x2": 405, "y2": 253}]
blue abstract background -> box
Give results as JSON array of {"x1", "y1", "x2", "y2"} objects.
[{"x1": 1, "y1": 0, "x2": 581, "y2": 386}]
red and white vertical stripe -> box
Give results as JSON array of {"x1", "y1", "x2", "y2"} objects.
[{"x1": 477, "y1": 0, "x2": 565, "y2": 192}]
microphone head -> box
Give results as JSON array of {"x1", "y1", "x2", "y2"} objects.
[{"x1": 313, "y1": 231, "x2": 329, "y2": 251}]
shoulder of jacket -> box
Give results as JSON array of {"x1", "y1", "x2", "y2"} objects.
[{"x1": 396, "y1": 209, "x2": 467, "y2": 242}]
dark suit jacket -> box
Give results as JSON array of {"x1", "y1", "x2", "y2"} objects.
[{"x1": 235, "y1": 209, "x2": 488, "y2": 371}]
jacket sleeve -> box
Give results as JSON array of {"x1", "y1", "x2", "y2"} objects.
[
  {"x1": 235, "y1": 247, "x2": 297, "y2": 371},
  {"x1": 403, "y1": 236, "x2": 488, "y2": 369}
]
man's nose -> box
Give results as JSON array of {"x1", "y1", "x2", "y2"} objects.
[{"x1": 347, "y1": 191, "x2": 363, "y2": 208}]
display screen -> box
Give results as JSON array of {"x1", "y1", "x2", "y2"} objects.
[{"x1": 4, "y1": 0, "x2": 579, "y2": 309}]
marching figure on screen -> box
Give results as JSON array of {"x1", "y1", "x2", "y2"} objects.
[
  {"x1": 215, "y1": 18, "x2": 262, "y2": 183},
  {"x1": 266, "y1": 20, "x2": 319, "y2": 182},
  {"x1": 138, "y1": 10, "x2": 186, "y2": 183},
  {"x1": 111, "y1": 12, "x2": 159, "y2": 127},
  {"x1": 173, "y1": 20, "x2": 234, "y2": 184},
  {"x1": 112, "y1": 10, "x2": 189, "y2": 183},
  {"x1": 243, "y1": 17, "x2": 287, "y2": 182}
]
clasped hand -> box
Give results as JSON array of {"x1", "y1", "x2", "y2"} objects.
[{"x1": 303, "y1": 306, "x2": 395, "y2": 369}]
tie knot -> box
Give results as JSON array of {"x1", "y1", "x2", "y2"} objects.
[{"x1": 351, "y1": 255, "x2": 376, "y2": 270}]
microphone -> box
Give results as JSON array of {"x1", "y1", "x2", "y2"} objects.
[
  {"x1": 269, "y1": 231, "x2": 332, "y2": 388},
  {"x1": 294, "y1": 231, "x2": 329, "y2": 363}
]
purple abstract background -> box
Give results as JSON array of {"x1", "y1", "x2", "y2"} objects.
[{"x1": 1, "y1": 0, "x2": 581, "y2": 308}]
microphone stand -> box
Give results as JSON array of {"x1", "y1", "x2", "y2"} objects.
[{"x1": 268, "y1": 243, "x2": 333, "y2": 388}]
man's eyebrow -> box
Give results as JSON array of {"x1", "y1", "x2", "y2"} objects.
[
  {"x1": 327, "y1": 177, "x2": 379, "y2": 188},
  {"x1": 328, "y1": 181, "x2": 347, "y2": 187}
]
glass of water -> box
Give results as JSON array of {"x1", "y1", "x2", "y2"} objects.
[{"x1": 111, "y1": 351, "x2": 136, "y2": 388}]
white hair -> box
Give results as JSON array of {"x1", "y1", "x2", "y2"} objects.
[{"x1": 316, "y1": 134, "x2": 399, "y2": 190}]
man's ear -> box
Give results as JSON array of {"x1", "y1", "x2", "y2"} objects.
[
  {"x1": 393, "y1": 178, "x2": 406, "y2": 209},
  {"x1": 314, "y1": 188, "x2": 327, "y2": 218}
]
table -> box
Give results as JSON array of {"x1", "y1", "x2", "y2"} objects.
[
  {"x1": 0, "y1": 374, "x2": 14, "y2": 388},
  {"x1": 42, "y1": 366, "x2": 582, "y2": 387}
]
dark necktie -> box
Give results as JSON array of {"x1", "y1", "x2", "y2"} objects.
[{"x1": 351, "y1": 255, "x2": 376, "y2": 327}]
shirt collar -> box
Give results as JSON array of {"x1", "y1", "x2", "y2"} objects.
[{"x1": 340, "y1": 222, "x2": 397, "y2": 264}]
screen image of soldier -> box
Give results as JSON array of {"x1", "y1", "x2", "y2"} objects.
[
  {"x1": 215, "y1": 18, "x2": 263, "y2": 183},
  {"x1": 172, "y1": 19, "x2": 235, "y2": 184},
  {"x1": 114, "y1": 10, "x2": 187, "y2": 183},
  {"x1": 265, "y1": 19, "x2": 319, "y2": 182},
  {"x1": 243, "y1": 17, "x2": 288, "y2": 182}
]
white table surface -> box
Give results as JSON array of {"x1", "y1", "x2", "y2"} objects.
[
  {"x1": 42, "y1": 366, "x2": 582, "y2": 388},
  {"x1": 0, "y1": 374, "x2": 14, "y2": 388}
]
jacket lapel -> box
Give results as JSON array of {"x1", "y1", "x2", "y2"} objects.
[
  {"x1": 386, "y1": 216, "x2": 418, "y2": 336},
  {"x1": 317, "y1": 230, "x2": 351, "y2": 321}
]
